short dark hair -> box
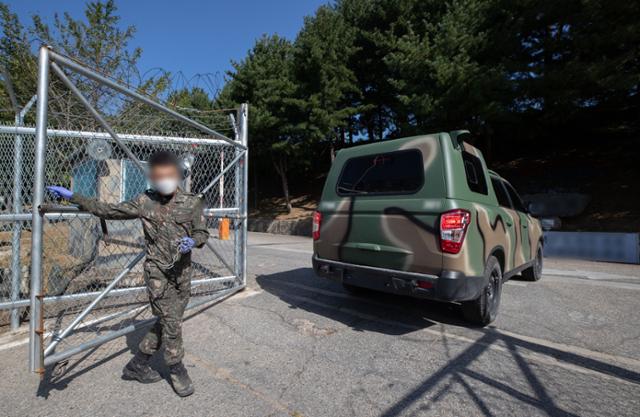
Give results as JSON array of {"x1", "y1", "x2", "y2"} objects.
[{"x1": 148, "y1": 151, "x2": 180, "y2": 169}]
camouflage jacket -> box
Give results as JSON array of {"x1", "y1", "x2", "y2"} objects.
[{"x1": 70, "y1": 189, "x2": 209, "y2": 271}]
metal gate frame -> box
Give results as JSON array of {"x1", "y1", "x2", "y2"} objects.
[{"x1": 21, "y1": 46, "x2": 249, "y2": 375}]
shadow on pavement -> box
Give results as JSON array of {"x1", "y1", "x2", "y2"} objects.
[
  {"x1": 257, "y1": 267, "x2": 471, "y2": 335},
  {"x1": 35, "y1": 295, "x2": 225, "y2": 398},
  {"x1": 36, "y1": 329, "x2": 143, "y2": 398},
  {"x1": 257, "y1": 267, "x2": 640, "y2": 416},
  {"x1": 35, "y1": 266, "x2": 640, "y2": 415}
]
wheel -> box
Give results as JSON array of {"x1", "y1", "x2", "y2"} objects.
[
  {"x1": 342, "y1": 283, "x2": 366, "y2": 295},
  {"x1": 461, "y1": 256, "x2": 503, "y2": 326},
  {"x1": 522, "y1": 245, "x2": 543, "y2": 281}
]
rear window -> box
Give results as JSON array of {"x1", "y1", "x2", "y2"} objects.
[
  {"x1": 462, "y1": 151, "x2": 488, "y2": 195},
  {"x1": 336, "y1": 149, "x2": 424, "y2": 196}
]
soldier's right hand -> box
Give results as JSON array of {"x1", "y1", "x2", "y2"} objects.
[{"x1": 46, "y1": 185, "x2": 73, "y2": 200}]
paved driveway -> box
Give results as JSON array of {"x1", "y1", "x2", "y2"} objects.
[{"x1": 1, "y1": 232, "x2": 639, "y2": 416}]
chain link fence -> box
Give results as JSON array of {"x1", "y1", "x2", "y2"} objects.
[
  {"x1": 0, "y1": 47, "x2": 248, "y2": 376},
  {"x1": 0, "y1": 121, "x2": 37, "y2": 330}
]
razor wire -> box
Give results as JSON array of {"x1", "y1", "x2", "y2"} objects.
[{"x1": 0, "y1": 47, "x2": 248, "y2": 376}]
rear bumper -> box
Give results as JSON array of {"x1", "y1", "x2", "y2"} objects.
[{"x1": 312, "y1": 255, "x2": 486, "y2": 302}]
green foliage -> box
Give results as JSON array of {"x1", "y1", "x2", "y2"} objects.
[
  {"x1": 502, "y1": 0, "x2": 640, "y2": 134},
  {"x1": 1, "y1": 0, "x2": 638, "y2": 208},
  {"x1": 218, "y1": 35, "x2": 303, "y2": 211},
  {"x1": 219, "y1": 35, "x2": 300, "y2": 151},
  {"x1": 0, "y1": 3, "x2": 36, "y2": 121},
  {"x1": 31, "y1": 0, "x2": 141, "y2": 84},
  {"x1": 0, "y1": 0, "x2": 168, "y2": 128},
  {"x1": 216, "y1": 0, "x2": 639, "y2": 208},
  {"x1": 294, "y1": 5, "x2": 359, "y2": 147}
]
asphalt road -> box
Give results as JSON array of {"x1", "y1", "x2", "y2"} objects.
[{"x1": 1, "y1": 232, "x2": 639, "y2": 417}]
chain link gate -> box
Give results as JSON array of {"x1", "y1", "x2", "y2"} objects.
[{"x1": 0, "y1": 46, "x2": 248, "y2": 375}]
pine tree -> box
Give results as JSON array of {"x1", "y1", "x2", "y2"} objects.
[
  {"x1": 293, "y1": 5, "x2": 359, "y2": 160},
  {"x1": 218, "y1": 35, "x2": 301, "y2": 213}
]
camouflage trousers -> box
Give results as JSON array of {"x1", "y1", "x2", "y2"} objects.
[{"x1": 138, "y1": 263, "x2": 191, "y2": 366}]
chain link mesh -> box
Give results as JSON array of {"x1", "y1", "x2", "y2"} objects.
[
  {"x1": 0, "y1": 55, "x2": 246, "y2": 373},
  {"x1": 0, "y1": 128, "x2": 36, "y2": 326}
]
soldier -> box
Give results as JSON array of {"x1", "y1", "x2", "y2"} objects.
[{"x1": 46, "y1": 151, "x2": 209, "y2": 397}]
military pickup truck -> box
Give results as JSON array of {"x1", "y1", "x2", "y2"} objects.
[{"x1": 312, "y1": 131, "x2": 543, "y2": 325}]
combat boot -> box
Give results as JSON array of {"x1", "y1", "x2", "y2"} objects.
[
  {"x1": 122, "y1": 351, "x2": 162, "y2": 384},
  {"x1": 169, "y1": 361, "x2": 195, "y2": 397}
]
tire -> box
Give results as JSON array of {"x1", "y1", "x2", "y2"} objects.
[
  {"x1": 522, "y1": 245, "x2": 543, "y2": 281},
  {"x1": 461, "y1": 256, "x2": 503, "y2": 326}
]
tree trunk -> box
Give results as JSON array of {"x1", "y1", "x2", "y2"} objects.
[
  {"x1": 280, "y1": 172, "x2": 292, "y2": 213},
  {"x1": 366, "y1": 117, "x2": 375, "y2": 142},
  {"x1": 272, "y1": 157, "x2": 292, "y2": 213}
]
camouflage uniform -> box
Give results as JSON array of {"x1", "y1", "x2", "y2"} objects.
[{"x1": 71, "y1": 189, "x2": 209, "y2": 366}]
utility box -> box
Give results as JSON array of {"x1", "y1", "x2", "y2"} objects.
[{"x1": 69, "y1": 159, "x2": 146, "y2": 263}]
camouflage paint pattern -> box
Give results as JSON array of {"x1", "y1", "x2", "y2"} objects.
[
  {"x1": 71, "y1": 189, "x2": 209, "y2": 365},
  {"x1": 315, "y1": 132, "x2": 543, "y2": 281},
  {"x1": 316, "y1": 134, "x2": 445, "y2": 275}
]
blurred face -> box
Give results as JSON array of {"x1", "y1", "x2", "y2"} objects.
[{"x1": 148, "y1": 163, "x2": 180, "y2": 196}]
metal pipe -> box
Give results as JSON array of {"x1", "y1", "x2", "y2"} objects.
[
  {"x1": 204, "y1": 207, "x2": 239, "y2": 215},
  {"x1": 9, "y1": 95, "x2": 36, "y2": 331},
  {"x1": 9, "y1": 112, "x2": 22, "y2": 330},
  {"x1": 205, "y1": 214, "x2": 246, "y2": 220},
  {"x1": 49, "y1": 50, "x2": 244, "y2": 150},
  {"x1": 8, "y1": 98, "x2": 35, "y2": 330},
  {"x1": 62, "y1": 303, "x2": 149, "y2": 337},
  {"x1": 44, "y1": 317, "x2": 157, "y2": 367},
  {"x1": 0, "y1": 209, "x2": 246, "y2": 222},
  {"x1": 43, "y1": 285, "x2": 243, "y2": 367},
  {"x1": 197, "y1": 150, "x2": 246, "y2": 196},
  {"x1": 239, "y1": 104, "x2": 249, "y2": 286},
  {"x1": 19, "y1": 95, "x2": 38, "y2": 120},
  {"x1": 29, "y1": 46, "x2": 50, "y2": 374},
  {"x1": 44, "y1": 252, "x2": 145, "y2": 356},
  {"x1": 50, "y1": 62, "x2": 146, "y2": 172},
  {"x1": 0, "y1": 212, "x2": 92, "y2": 222},
  {"x1": 0, "y1": 125, "x2": 234, "y2": 146},
  {"x1": 0, "y1": 275, "x2": 237, "y2": 310},
  {"x1": 36, "y1": 303, "x2": 149, "y2": 350},
  {"x1": 234, "y1": 107, "x2": 242, "y2": 281}
]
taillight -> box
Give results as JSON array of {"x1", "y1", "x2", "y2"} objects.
[
  {"x1": 440, "y1": 209, "x2": 471, "y2": 254},
  {"x1": 312, "y1": 211, "x2": 322, "y2": 240}
]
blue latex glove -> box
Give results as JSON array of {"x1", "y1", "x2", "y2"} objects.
[
  {"x1": 178, "y1": 237, "x2": 195, "y2": 254},
  {"x1": 46, "y1": 185, "x2": 73, "y2": 200}
]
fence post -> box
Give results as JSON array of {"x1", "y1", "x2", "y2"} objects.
[
  {"x1": 10, "y1": 95, "x2": 37, "y2": 331},
  {"x1": 238, "y1": 104, "x2": 248, "y2": 286},
  {"x1": 29, "y1": 46, "x2": 50, "y2": 374},
  {"x1": 10, "y1": 111, "x2": 24, "y2": 331},
  {"x1": 3, "y1": 63, "x2": 22, "y2": 331}
]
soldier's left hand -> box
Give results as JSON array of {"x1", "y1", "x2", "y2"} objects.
[{"x1": 178, "y1": 237, "x2": 195, "y2": 254}]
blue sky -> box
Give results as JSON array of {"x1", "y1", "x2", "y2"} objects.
[{"x1": 8, "y1": 0, "x2": 328, "y2": 81}]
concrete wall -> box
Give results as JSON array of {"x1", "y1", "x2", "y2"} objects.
[
  {"x1": 544, "y1": 231, "x2": 640, "y2": 264},
  {"x1": 247, "y1": 217, "x2": 312, "y2": 237}
]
